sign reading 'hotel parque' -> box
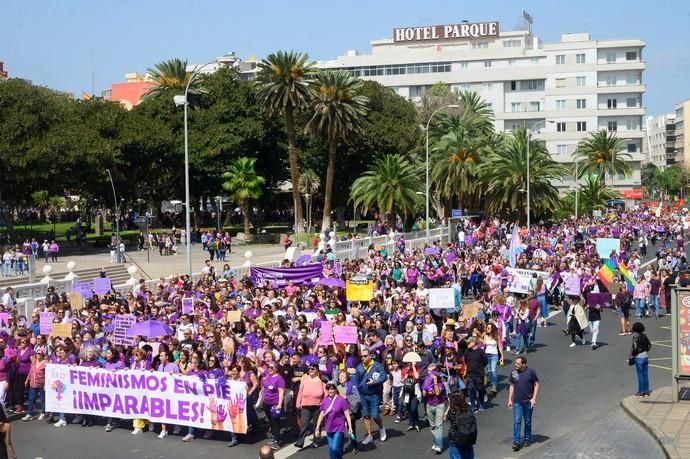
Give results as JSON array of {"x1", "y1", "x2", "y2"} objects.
[{"x1": 393, "y1": 21, "x2": 499, "y2": 43}]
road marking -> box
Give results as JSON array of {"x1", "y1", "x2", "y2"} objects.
[
  {"x1": 651, "y1": 342, "x2": 672, "y2": 348},
  {"x1": 660, "y1": 326, "x2": 671, "y2": 330},
  {"x1": 649, "y1": 363, "x2": 672, "y2": 371},
  {"x1": 653, "y1": 339, "x2": 672, "y2": 342},
  {"x1": 649, "y1": 357, "x2": 672, "y2": 360}
]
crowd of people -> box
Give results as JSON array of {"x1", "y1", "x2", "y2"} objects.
[
  {"x1": 2, "y1": 240, "x2": 60, "y2": 277},
  {"x1": 0, "y1": 206, "x2": 686, "y2": 459}
]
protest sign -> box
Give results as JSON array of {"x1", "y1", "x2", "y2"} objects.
[
  {"x1": 72, "y1": 282, "x2": 93, "y2": 299},
  {"x1": 112, "y1": 315, "x2": 136, "y2": 346},
  {"x1": 428, "y1": 288, "x2": 455, "y2": 309},
  {"x1": 462, "y1": 303, "x2": 479, "y2": 320},
  {"x1": 226, "y1": 310, "x2": 242, "y2": 323},
  {"x1": 346, "y1": 278, "x2": 374, "y2": 301},
  {"x1": 586, "y1": 292, "x2": 611, "y2": 307},
  {"x1": 45, "y1": 364, "x2": 247, "y2": 433},
  {"x1": 40, "y1": 312, "x2": 54, "y2": 335},
  {"x1": 181, "y1": 298, "x2": 194, "y2": 315},
  {"x1": 303, "y1": 312, "x2": 317, "y2": 325},
  {"x1": 93, "y1": 278, "x2": 112, "y2": 296},
  {"x1": 595, "y1": 238, "x2": 620, "y2": 259},
  {"x1": 69, "y1": 292, "x2": 83, "y2": 311},
  {"x1": 563, "y1": 274, "x2": 581, "y2": 296},
  {"x1": 505, "y1": 268, "x2": 552, "y2": 294},
  {"x1": 249, "y1": 264, "x2": 322, "y2": 286},
  {"x1": 334, "y1": 325, "x2": 358, "y2": 344},
  {"x1": 0, "y1": 313, "x2": 8, "y2": 327},
  {"x1": 51, "y1": 323, "x2": 72, "y2": 337},
  {"x1": 319, "y1": 320, "x2": 333, "y2": 345}
]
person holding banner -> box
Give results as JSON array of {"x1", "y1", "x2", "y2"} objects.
[
  {"x1": 49, "y1": 344, "x2": 70, "y2": 427},
  {"x1": 76, "y1": 347, "x2": 100, "y2": 427},
  {"x1": 156, "y1": 349, "x2": 179, "y2": 439}
]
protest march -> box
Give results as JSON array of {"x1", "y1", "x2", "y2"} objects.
[{"x1": 0, "y1": 206, "x2": 687, "y2": 455}]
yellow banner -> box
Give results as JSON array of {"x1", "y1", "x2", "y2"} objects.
[{"x1": 346, "y1": 279, "x2": 374, "y2": 301}]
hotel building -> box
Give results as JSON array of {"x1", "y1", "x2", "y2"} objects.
[{"x1": 319, "y1": 21, "x2": 646, "y2": 193}]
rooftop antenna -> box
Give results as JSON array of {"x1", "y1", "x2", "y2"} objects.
[{"x1": 514, "y1": 10, "x2": 533, "y2": 33}]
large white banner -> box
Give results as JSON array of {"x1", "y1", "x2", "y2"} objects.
[
  {"x1": 506, "y1": 268, "x2": 552, "y2": 294},
  {"x1": 428, "y1": 288, "x2": 455, "y2": 309},
  {"x1": 45, "y1": 364, "x2": 247, "y2": 433}
]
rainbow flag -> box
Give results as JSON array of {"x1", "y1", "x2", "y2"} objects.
[
  {"x1": 618, "y1": 261, "x2": 636, "y2": 292},
  {"x1": 596, "y1": 258, "x2": 617, "y2": 290}
]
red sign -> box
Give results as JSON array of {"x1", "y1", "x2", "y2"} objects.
[{"x1": 621, "y1": 189, "x2": 642, "y2": 200}]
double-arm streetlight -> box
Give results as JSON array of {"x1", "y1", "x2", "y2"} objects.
[
  {"x1": 105, "y1": 169, "x2": 121, "y2": 263},
  {"x1": 425, "y1": 104, "x2": 460, "y2": 240},
  {"x1": 174, "y1": 58, "x2": 217, "y2": 276}
]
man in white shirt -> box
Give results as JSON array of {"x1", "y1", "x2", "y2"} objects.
[{"x1": 1, "y1": 287, "x2": 15, "y2": 309}]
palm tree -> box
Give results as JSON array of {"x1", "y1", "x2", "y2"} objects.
[
  {"x1": 574, "y1": 130, "x2": 631, "y2": 187},
  {"x1": 143, "y1": 58, "x2": 206, "y2": 99},
  {"x1": 577, "y1": 174, "x2": 621, "y2": 214},
  {"x1": 31, "y1": 191, "x2": 66, "y2": 223},
  {"x1": 221, "y1": 157, "x2": 265, "y2": 238},
  {"x1": 255, "y1": 51, "x2": 317, "y2": 229},
  {"x1": 429, "y1": 91, "x2": 494, "y2": 141},
  {"x1": 480, "y1": 128, "x2": 568, "y2": 221},
  {"x1": 305, "y1": 70, "x2": 369, "y2": 231},
  {"x1": 298, "y1": 169, "x2": 320, "y2": 233},
  {"x1": 350, "y1": 154, "x2": 421, "y2": 228}
]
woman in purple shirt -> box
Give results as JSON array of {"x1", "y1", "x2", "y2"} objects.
[
  {"x1": 13, "y1": 335, "x2": 33, "y2": 414},
  {"x1": 314, "y1": 382, "x2": 353, "y2": 459},
  {"x1": 76, "y1": 347, "x2": 100, "y2": 427},
  {"x1": 103, "y1": 347, "x2": 124, "y2": 433},
  {"x1": 261, "y1": 362, "x2": 285, "y2": 450},
  {"x1": 156, "y1": 349, "x2": 179, "y2": 439}
]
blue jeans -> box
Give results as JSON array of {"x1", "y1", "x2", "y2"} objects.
[
  {"x1": 512, "y1": 402, "x2": 533, "y2": 445},
  {"x1": 392, "y1": 386, "x2": 402, "y2": 415},
  {"x1": 487, "y1": 353, "x2": 498, "y2": 387},
  {"x1": 649, "y1": 295, "x2": 660, "y2": 316},
  {"x1": 528, "y1": 319, "x2": 538, "y2": 345},
  {"x1": 537, "y1": 294, "x2": 548, "y2": 320},
  {"x1": 27, "y1": 387, "x2": 45, "y2": 416},
  {"x1": 635, "y1": 298, "x2": 646, "y2": 317},
  {"x1": 516, "y1": 332, "x2": 529, "y2": 353},
  {"x1": 449, "y1": 443, "x2": 475, "y2": 459},
  {"x1": 326, "y1": 431, "x2": 345, "y2": 459},
  {"x1": 635, "y1": 356, "x2": 650, "y2": 393},
  {"x1": 427, "y1": 403, "x2": 445, "y2": 450}
]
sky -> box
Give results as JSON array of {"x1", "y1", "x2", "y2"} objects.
[{"x1": 3, "y1": 0, "x2": 690, "y2": 116}]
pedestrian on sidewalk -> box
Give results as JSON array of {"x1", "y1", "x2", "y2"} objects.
[
  {"x1": 630, "y1": 322, "x2": 652, "y2": 397},
  {"x1": 507, "y1": 355, "x2": 539, "y2": 452},
  {"x1": 48, "y1": 240, "x2": 59, "y2": 263}
]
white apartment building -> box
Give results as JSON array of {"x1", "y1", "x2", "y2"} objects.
[
  {"x1": 645, "y1": 113, "x2": 677, "y2": 170},
  {"x1": 319, "y1": 21, "x2": 645, "y2": 192}
]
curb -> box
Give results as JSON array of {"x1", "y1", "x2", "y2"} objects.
[{"x1": 619, "y1": 398, "x2": 679, "y2": 459}]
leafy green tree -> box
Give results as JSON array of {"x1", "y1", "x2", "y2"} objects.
[
  {"x1": 657, "y1": 166, "x2": 687, "y2": 199},
  {"x1": 574, "y1": 130, "x2": 631, "y2": 187},
  {"x1": 143, "y1": 58, "x2": 206, "y2": 99},
  {"x1": 641, "y1": 162, "x2": 660, "y2": 199},
  {"x1": 417, "y1": 82, "x2": 461, "y2": 126},
  {"x1": 256, "y1": 51, "x2": 317, "y2": 228},
  {"x1": 305, "y1": 70, "x2": 369, "y2": 231},
  {"x1": 350, "y1": 154, "x2": 421, "y2": 227},
  {"x1": 222, "y1": 157, "x2": 265, "y2": 237},
  {"x1": 577, "y1": 174, "x2": 621, "y2": 214},
  {"x1": 480, "y1": 128, "x2": 568, "y2": 221}
]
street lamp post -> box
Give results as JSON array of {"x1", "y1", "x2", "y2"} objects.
[
  {"x1": 574, "y1": 149, "x2": 579, "y2": 220},
  {"x1": 525, "y1": 120, "x2": 551, "y2": 230},
  {"x1": 175, "y1": 58, "x2": 217, "y2": 276},
  {"x1": 304, "y1": 193, "x2": 312, "y2": 235},
  {"x1": 425, "y1": 104, "x2": 460, "y2": 241},
  {"x1": 216, "y1": 195, "x2": 222, "y2": 235},
  {"x1": 105, "y1": 169, "x2": 121, "y2": 263}
]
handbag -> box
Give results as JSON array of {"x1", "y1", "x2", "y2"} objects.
[{"x1": 628, "y1": 356, "x2": 635, "y2": 366}]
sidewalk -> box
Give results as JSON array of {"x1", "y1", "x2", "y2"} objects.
[{"x1": 621, "y1": 386, "x2": 690, "y2": 459}]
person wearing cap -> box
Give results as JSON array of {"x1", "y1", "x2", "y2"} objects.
[
  {"x1": 355, "y1": 348, "x2": 387, "y2": 445},
  {"x1": 314, "y1": 381, "x2": 354, "y2": 459},
  {"x1": 422, "y1": 362, "x2": 446, "y2": 454}
]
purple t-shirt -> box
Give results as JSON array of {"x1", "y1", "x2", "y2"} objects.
[
  {"x1": 261, "y1": 373, "x2": 285, "y2": 406},
  {"x1": 319, "y1": 395, "x2": 349, "y2": 433},
  {"x1": 17, "y1": 347, "x2": 35, "y2": 375}
]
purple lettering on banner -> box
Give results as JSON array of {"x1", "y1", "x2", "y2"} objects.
[
  {"x1": 39, "y1": 312, "x2": 54, "y2": 335},
  {"x1": 334, "y1": 325, "x2": 358, "y2": 344},
  {"x1": 72, "y1": 281, "x2": 93, "y2": 299},
  {"x1": 181, "y1": 298, "x2": 194, "y2": 315},
  {"x1": 93, "y1": 277, "x2": 111, "y2": 295},
  {"x1": 249, "y1": 264, "x2": 323, "y2": 286}
]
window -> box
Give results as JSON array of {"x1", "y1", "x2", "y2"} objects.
[
  {"x1": 510, "y1": 80, "x2": 517, "y2": 91},
  {"x1": 626, "y1": 97, "x2": 637, "y2": 108},
  {"x1": 626, "y1": 51, "x2": 637, "y2": 61},
  {"x1": 508, "y1": 59, "x2": 516, "y2": 65},
  {"x1": 511, "y1": 102, "x2": 522, "y2": 112},
  {"x1": 472, "y1": 41, "x2": 489, "y2": 49},
  {"x1": 460, "y1": 83, "x2": 471, "y2": 91},
  {"x1": 557, "y1": 144, "x2": 568, "y2": 156},
  {"x1": 577, "y1": 121, "x2": 587, "y2": 132},
  {"x1": 606, "y1": 53, "x2": 616, "y2": 63},
  {"x1": 556, "y1": 54, "x2": 566, "y2": 65},
  {"x1": 626, "y1": 119, "x2": 635, "y2": 130},
  {"x1": 607, "y1": 98, "x2": 618, "y2": 109},
  {"x1": 576, "y1": 53, "x2": 586, "y2": 64},
  {"x1": 627, "y1": 143, "x2": 637, "y2": 153},
  {"x1": 460, "y1": 62, "x2": 469, "y2": 69},
  {"x1": 556, "y1": 99, "x2": 566, "y2": 110},
  {"x1": 556, "y1": 78, "x2": 566, "y2": 88},
  {"x1": 503, "y1": 39, "x2": 521, "y2": 48},
  {"x1": 485, "y1": 103, "x2": 493, "y2": 111},
  {"x1": 556, "y1": 122, "x2": 566, "y2": 132},
  {"x1": 608, "y1": 121, "x2": 618, "y2": 132},
  {"x1": 576, "y1": 76, "x2": 586, "y2": 87},
  {"x1": 626, "y1": 74, "x2": 638, "y2": 85},
  {"x1": 484, "y1": 60, "x2": 492, "y2": 68},
  {"x1": 483, "y1": 82, "x2": 492, "y2": 91},
  {"x1": 530, "y1": 101, "x2": 540, "y2": 112},
  {"x1": 606, "y1": 75, "x2": 616, "y2": 86},
  {"x1": 576, "y1": 99, "x2": 587, "y2": 109}
]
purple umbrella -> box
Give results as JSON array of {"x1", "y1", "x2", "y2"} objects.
[
  {"x1": 126, "y1": 320, "x2": 174, "y2": 337},
  {"x1": 317, "y1": 277, "x2": 346, "y2": 289},
  {"x1": 295, "y1": 255, "x2": 312, "y2": 266}
]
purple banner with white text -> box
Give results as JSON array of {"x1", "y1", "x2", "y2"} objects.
[{"x1": 249, "y1": 264, "x2": 323, "y2": 286}]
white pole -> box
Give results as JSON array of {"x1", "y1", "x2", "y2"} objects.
[
  {"x1": 183, "y1": 94, "x2": 192, "y2": 276},
  {"x1": 526, "y1": 131, "x2": 530, "y2": 230}
]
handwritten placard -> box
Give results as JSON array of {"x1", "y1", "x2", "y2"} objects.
[
  {"x1": 69, "y1": 292, "x2": 83, "y2": 311},
  {"x1": 40, "y1": 312, "x2": 54, "y2": 335},
  {"x1": 181, "y1": 298, "x2": 194, "y2": 315},
  {"x1": 563, "y1": 274, "x2": 581, "y2": 296},
  {"x1": 345, "y1": 278, "x2": 374, "y2": 301},
  {"x1": 462, "y1": 302, "x2": 479, "y2": 320},
  {"x1": 72, "y1": 282, "x2": 93, "y2": 299},
  {"x1": 428, "y1": 288, "x2": 455, "y2": 309},
  {"x1": 51, "y1": 323, "x2": 72, "y2": 337},
  {"x1": 112, "y1": 314, "x2": 136, "y2": 346},
  {"x1": 226, "y1": 310, "x2": 242, "y2": 323},
  {"x1": 93, "y1": 278, "x2": 111, "y2": 296},
  {"x1": 319, "y1": 320, "x2": 333, "y2": 345},
  {"x1": 334, "y1": 325, "x2": 358, "y2": 344}
]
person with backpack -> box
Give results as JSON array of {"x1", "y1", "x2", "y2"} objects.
[
  {"x1": 507, "y1": 355, "x2": 540, "y2": 452},
  {"x1": 445, "y1": 390, "x2": 477, "y2": 459},
  {"x1": 630, "y1": 322, "x2": 652, "y2": 396}
]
